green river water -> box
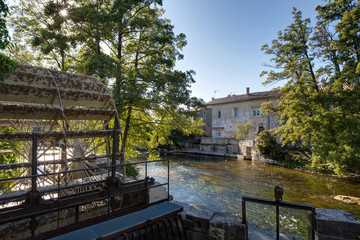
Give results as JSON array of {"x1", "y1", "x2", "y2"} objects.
[{"x1": 138, "y1": 154, "x2": 360, "y2": 239}]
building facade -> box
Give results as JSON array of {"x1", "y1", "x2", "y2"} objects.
[
  {"x1": 199, "y1": 108, "x2": 212, "y2": 137},
  {"x1": 206, "y1": 88, "x2": 279, "y2": 138}
]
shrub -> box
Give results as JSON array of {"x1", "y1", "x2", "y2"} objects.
[
  {"x1": 235, "y1": 123, "x2": 252, "y2": 140},
  {"x1": 269, "y1": 147, "x2": 285, "y2": 161},
  {"x1": 256, "y1": 130, "x2": 275, "y2": 155}
]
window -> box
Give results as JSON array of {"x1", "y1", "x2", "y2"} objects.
[
  {"x1": 214, "y1": 131, "x2": 222, "y2": 138},
  {"x1": 233, "y1": 108, "x2": 238, "y2": 117},
  {"x1": 218, "y1": 110, "x2": 221, "y2": 118},
  {"x1": 252, "y1": 107, "x2": 261, "y2": 117},
  {"x1": 203, "y1": 112, "x2": 206, "y2": 119}
]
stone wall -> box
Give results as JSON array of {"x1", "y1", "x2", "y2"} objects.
[
  {"x1": 199, "y1": 137, "x2": 262, "y2": 160},
  {"x1": 173, "y1": 201, "x2": 246, "y2": 240},
  {"x1": 200, "y1": 138, "x2": 240, "y2": 155},
  {"x1": 200, "y1": 108, "x2": 213, "y2": 137},
  {"x1": 310, "y1": 208, "x2": 360, "y2": 240},
  {"x1": 174, "y1": 201, "x2": 360, "y2": 240}
]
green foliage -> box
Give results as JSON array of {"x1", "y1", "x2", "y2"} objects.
[
  {"x1": 235, "y1": 123, "x2": 252, "y2": 140},
  {"x1": 256, "y1": 130, "x2": 310, "y2": 169},
  {"x1": 148, "y1": 107, "x2": 205, "y2": 149},
  {"x1": 0, "y1": 0, "x2": 10, "y2": 50},
  {"x1": 0, "y1": 128, "x2": 20, "y2": 191},
  {"x1": 261, "y1": 1, "x2": 360, "y2": 175},
  {"x1": 0, "y1": 53, "x2": 18, "y2": 81},
  {"x1": 125, "y1": 159, "x2": 139, "y2": 178},
  {"x1": 270, "y1": 148, "x2": 310, "y2": 169},
  {"x1": 167, "y1": 129, "x2": 194, "y2": 149},
  {"x1": 0, "y1": 0, "x2": 17, "y2": 82},
  {"x1": 11, "y1": 0, "x2": 204, "y2": 159},
  {"x1": 256, "y1": 130, "x2": 276, "y2": 155}
]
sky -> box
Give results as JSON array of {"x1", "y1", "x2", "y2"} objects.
[{"x1": 162, "y1": 0, "x2": 325, "y2": 102}]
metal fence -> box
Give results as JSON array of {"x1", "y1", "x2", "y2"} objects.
[
  {"x1": 242, "y1": 187, "x2": 316, "y2": 240},
  {"x1": 0, "y1": 129, "x2": 170, "y2": 239}
]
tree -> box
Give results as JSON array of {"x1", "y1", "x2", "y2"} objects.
[
  {"x1": 235, "y1": 123, "x2": 252, "y2": 140},
  {"x1": 11, "y1": 0, "x2": 204, "y2": 160},
  {"x1": 256, "y1": 130, "x2": 276, "y2": 156},
  {"x1": 148, "y1": 107, "x2": 204, "y2": 150},
  {"x1": 10, "y1": 0, "x2": 71, "y2": 70},
  {"x1": 0, "y1": 0, "x2": 10, "y2": 49},
  {"x1": 68, "y1": 1, "x2": 204, "y2": 156},
  {"x1": 261, "y1": 2, "x2": 360, "y2": 175},
  {"x1": 0, "y1": 0, "x2": 17, "y2": 81}
]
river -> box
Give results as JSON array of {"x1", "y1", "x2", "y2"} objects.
[{"x1": 137, "y1": 153, "x2": 360, "y2": 239}]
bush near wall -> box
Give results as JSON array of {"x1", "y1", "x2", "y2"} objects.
[{"x1": 256, "y1": 130, "x2": 310, "y2": 168}]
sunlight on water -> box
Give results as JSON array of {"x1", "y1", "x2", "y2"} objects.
[{"x1": 136, "y1": 154, "x2": 360, "y2": 239}]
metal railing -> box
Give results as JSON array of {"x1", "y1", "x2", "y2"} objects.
[
  {"x1": 242, "y1": 186, "x2": 316, "y2": 240},
  {"x1": 0, "y1": 129, "x2": 171, "y2": 239}
]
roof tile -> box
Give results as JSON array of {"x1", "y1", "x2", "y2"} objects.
[{"x1": 207, "y1": 90, "x2": 279, "y2": 105}]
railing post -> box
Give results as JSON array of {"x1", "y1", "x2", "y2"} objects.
[
  {"x1": 112, "y1": 129, "x2": 118, "y2": 179},
  {"x1": 29, "y1": 133, "x2": 39, "y2": 237},
  {"x1": 31, "y1": 133, "x2": 38, "y2": 193},
  {"x1": 167, "y1": 160, "x2": 170, "y2": 201},
  {"x1": 275, "y1": 185, "x2": 283, "y2": 240},
  {"x1": 311, "y1": 208, "x2": 316, "y2": 240},
  {"x1": 145, "y1": 162, "x2": 149, "y2": 205},
  {"x1": 242, "y1": 198, "x2": 248, "y2": 240},
  {"x1": 26, "y1": 132, "x2": 42, "y2": 205},
  {"x1": 276, "y1": 205, "x2": 280, "y2": 240},
  {"x1": 107, "y1": 129, "x2": 120, "y2": 212}
]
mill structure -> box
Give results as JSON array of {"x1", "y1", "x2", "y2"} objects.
[{"x1": 0, "y1": 65, "x2": 182, "y2": 239}]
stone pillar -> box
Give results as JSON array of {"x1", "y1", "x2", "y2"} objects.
[
  {"x1": 175, "y1": 201, "x2": 246, "y2": 240},
  {"x1": 310, "y1": 209, "x2": 360, "y2": 240}
]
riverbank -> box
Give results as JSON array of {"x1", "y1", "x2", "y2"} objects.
[{"x1": 168, "y1": 149, "x2": 360, "y2": 180}]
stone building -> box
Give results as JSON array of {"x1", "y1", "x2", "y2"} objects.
[
  {"x1": 206, "y1": 87, "x2": 279, "y2": 138},
  {"x1": 199, "y1": 107, "x2": 212, "y2": 137}
]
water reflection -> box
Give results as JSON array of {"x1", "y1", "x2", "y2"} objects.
[{"x1": 137, "y1": 154, "x2": 360, "y2": 239}]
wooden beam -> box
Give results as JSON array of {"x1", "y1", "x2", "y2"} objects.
[
  {"x1": 0, "y1": 84, "x2": 111, "y2": 108},
  {"x1": 0, "y1": 129, "x2": 114, "y2": 142},
  {"x1": 0, "y1": 154, "x2": 110, "y2": 170},
  {"x1": 0, "y1": 104, "x2": 115, "y2": 121},
  {"x1": 4, "y1": 70, "x2": 104, "y2": 93}
]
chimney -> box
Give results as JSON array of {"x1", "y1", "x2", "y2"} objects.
[
  {"x1": 212, "y1": 97, "x2": 215, "y2": 100},
  {"x1": 246, "y1": 87, "x2": 250, "y2": 95}
]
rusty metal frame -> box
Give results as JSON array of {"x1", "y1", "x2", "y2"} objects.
[{"x1": 241, "y1": 195, "x2": 316, "y2": 240}]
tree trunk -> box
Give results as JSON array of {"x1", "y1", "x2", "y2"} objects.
[{"x1": 120, "y1": 106, "x2": 132, "y2": 155}]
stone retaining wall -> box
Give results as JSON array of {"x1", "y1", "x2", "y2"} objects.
[
  {"x1": 173, "y1": 201, "x2": 246, "y2": 240},
  {"x1": 200, "y1": 138, "x2": 241, "y2": 156},
  {"x1": 174, "y1": 201, "x2": 360, "y2": 240},
  {"x1": 310, "y1": 208, "x2": 360, "y2": 240},
  {"x1": 199, "y1": 137, "x2": 263, "y2": 160}
]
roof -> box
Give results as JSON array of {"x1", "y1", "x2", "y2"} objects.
[{"x1": 206, "y1": 90, "x2": 279, "y2": 105}]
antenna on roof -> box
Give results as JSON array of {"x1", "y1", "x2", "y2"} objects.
[{"x1": 213, "y1": 90, "x2": 219, "y2": 99}]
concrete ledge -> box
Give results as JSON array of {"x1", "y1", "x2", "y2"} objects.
[
  {"x1": 312, "y1": 209, "x2": 360, "y2": 240},
  {"x1": 173, "y1": 150, "x2": 238, "y2": 159}
]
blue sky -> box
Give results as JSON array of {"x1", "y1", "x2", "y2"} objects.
[{"x1": 162, "y1": 0, "x2": 325, "y2": 102}]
